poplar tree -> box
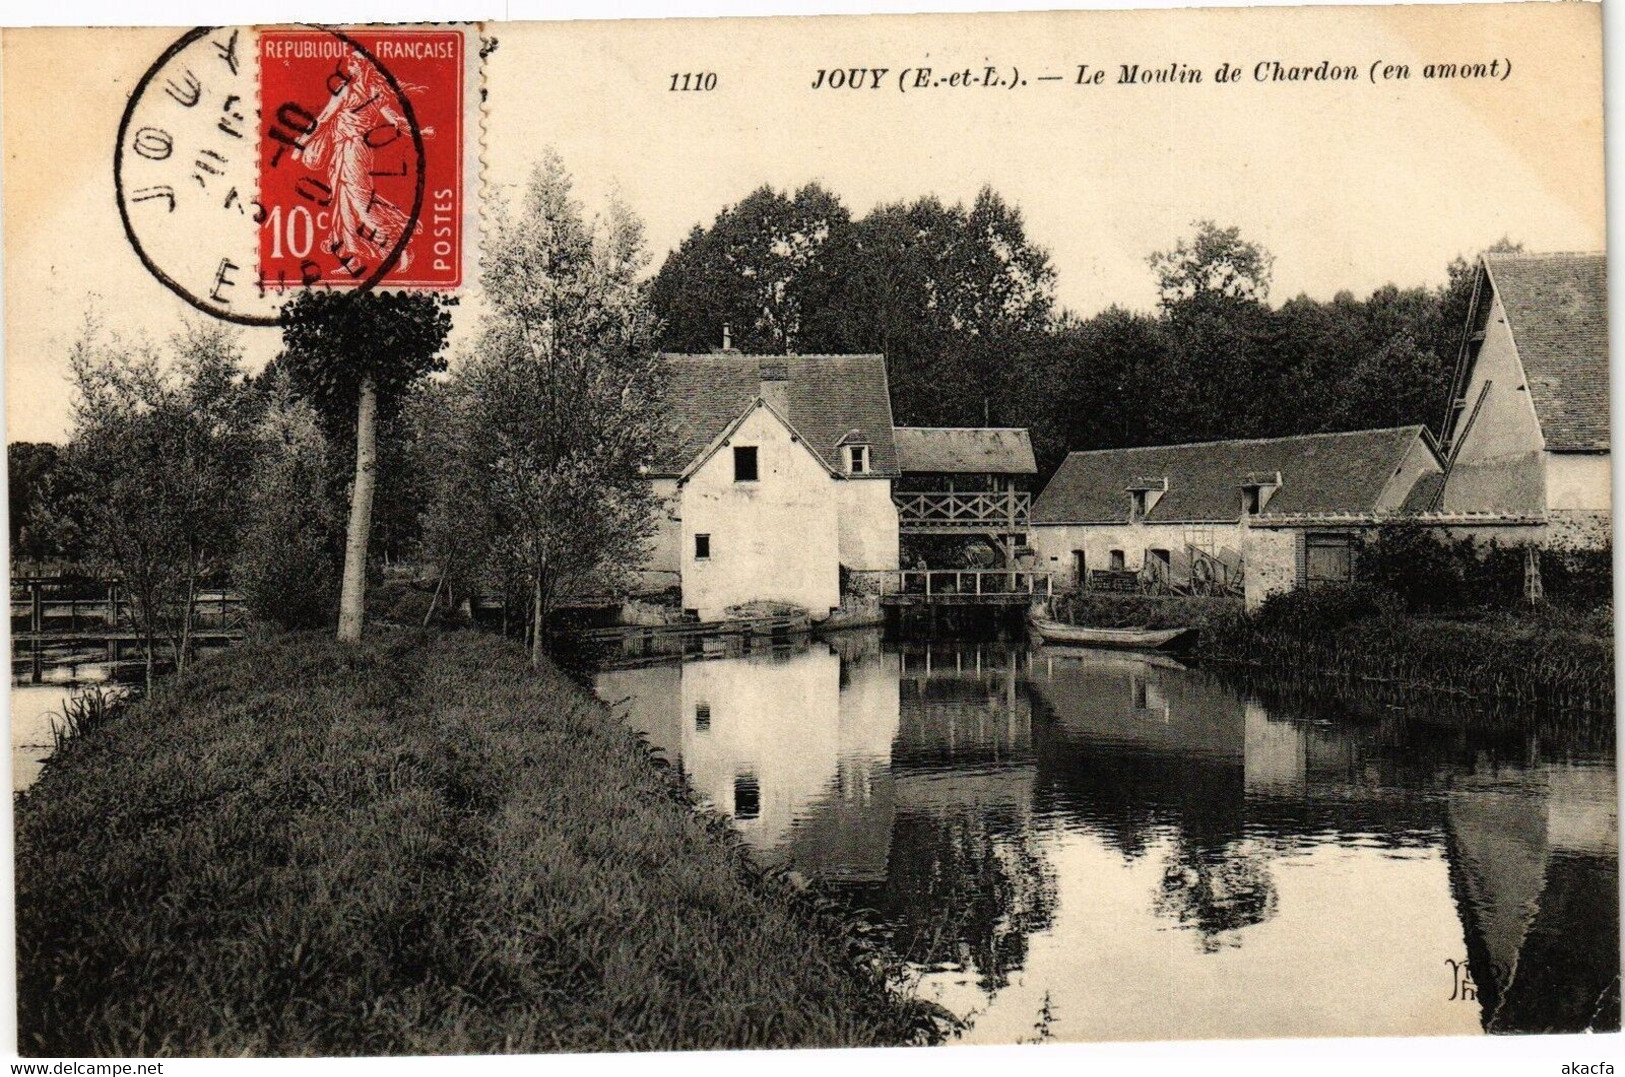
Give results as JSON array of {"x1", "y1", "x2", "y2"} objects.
[{"x1": 278, "y1": 290, "x2": 454, "y2": 643}]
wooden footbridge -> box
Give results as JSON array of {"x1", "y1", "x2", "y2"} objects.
[
  {"x1": 879, "y1": 568, "x2": 1053, "y2": 608},
  {"x1": 11, "y1": 577, "x2": 247, "y2": 642}
]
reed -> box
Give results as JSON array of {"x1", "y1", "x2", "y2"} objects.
[
  {"x1": 1198, "y1": 587, "x2": 1613, "y2": 716},
  {"x1": 47, "y1": 684, "x2": 133, "y2": 755}
]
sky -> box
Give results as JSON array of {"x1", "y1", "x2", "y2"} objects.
[{"x1": 2, "y1": 2, "x2": 1605, "y2": 443}]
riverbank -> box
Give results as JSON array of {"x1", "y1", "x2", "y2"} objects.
[
  {"x1": 1058, "y1": 588, "x2": 1613, "y2": 715},
  {"x1": 15, "y1": 630, "x2": 945, "y2": 1056}
]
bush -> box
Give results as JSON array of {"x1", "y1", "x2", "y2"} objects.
[
  {"x1": 1200, "y1": 585, "x2": 1613, "y2": 714},
  {"x1": 1057, "y1": 592, "x2": 1240, "y2": 630},
  {"x1": 1250, "y1": 583, "x2": 1398, "y2": 638},
  {"x1": 236, "y1": 397, "x2": 341, "y2": 630},
  {"x1": 1355, "y1": 523, "x2": 1613, "y2": 614}
]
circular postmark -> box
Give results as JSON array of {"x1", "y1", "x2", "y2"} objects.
[{"x1": 114, "y1": 25, "x2": 428, "y2": 326}]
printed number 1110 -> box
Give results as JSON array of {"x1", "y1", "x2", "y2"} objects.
[{"x1": 669, "y1": 72, "x2": 718, "y2": 92}]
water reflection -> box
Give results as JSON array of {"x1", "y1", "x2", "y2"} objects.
[
  {"x1": 595, "y1": 629, "x2": 1618, "y2": 1043},
  {"x1": 10, "y1": 640, "x2": 150, "y2": 792}
]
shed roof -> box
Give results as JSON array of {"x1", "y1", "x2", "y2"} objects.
[
  {"x1": 894, "y1": 427, "x2": 1037, "y2": 475},
  {"x1": 1032, "y1": 427, "x2": 1428, "y2": 524},
  {"x1": 1484, "y1": 252, "x2": 1609, "y2": 452},
  {"x1": 652, "y1": 353, "x2": 898, "y2": 477}
]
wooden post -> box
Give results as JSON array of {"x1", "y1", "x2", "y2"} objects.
[{"x1": 30, "y1": 583, "x2": 42, "y2": 634}]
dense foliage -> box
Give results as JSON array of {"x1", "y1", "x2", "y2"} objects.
[
  {"x1": 652, "y1": 192, "x2": 1522, "y2": 475},
  {"x1": 1354, "y1": 523, "x2": 1613, "y2": 613},
  {"x1": 65, "y1": 321, "x2": 259, "y2": 683},
  {"x1": 429, "y1": 150, "x2": 666, "y2": 663},
  {"x1": 1201, "y1": 588, "x2": 1613, "y2": 715}
]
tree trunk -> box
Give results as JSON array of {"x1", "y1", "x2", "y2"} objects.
[
  {"x1": 530, "y1": 570, "x2": 545, "y2": 669},
  {"x1": 338, "y1": 376, "x2": 379, "y2": 644}
]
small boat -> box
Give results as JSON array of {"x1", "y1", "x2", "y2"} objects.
[{"x1": 1027, "y1": 615, "x2": 1196, "y2": 652}]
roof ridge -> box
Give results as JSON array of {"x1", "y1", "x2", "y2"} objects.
[
  {"x1": 896, "y1": 426, "x2": 1032, "y2": 433},
  {"x1": 1484, "y1": 250, "x2": 1606, "y2": 261},
  {"x1": 1058, "y1": 425, "x2": 1423, "y2": 459},
  {"x1": 657, "y1": 352, "x2": 886, "y2": 360}
]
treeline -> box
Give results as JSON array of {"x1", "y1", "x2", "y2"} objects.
[
  {"x1": 12, "y1": 151, "x2": 664, "y2": 664},
  {"x1": 647, "y1": 181, "x2": 1515, "y2": 474}
]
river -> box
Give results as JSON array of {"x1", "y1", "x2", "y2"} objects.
[{"x1": 595, "y1": 627, "x2": 1619, "y2": 1043}]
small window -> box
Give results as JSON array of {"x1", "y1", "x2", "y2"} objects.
[
  {"x1": 695, "y1": 533, "x2": 711, "y2": 560},
  {"x1": 695, "y1": 703, "x2": 711, "y2": 732},
  {"x1": 1132, "y1": 490, "x2": 1148, "y2": 517},
  {"x1": 1244, "y1": 487, "x2": 1262, "y2": 515},
  {"x1": 733, "y1": 446, "x2": 758, "y2": 482},
  {"x1": 1133, "y1": 677, "x2": 1149, "y2": 710},
  {"x1": 733, "y1": 775, "x2": 761, "y2": 821},
  {"x1": 1109, "y1": 549, "x2": 1126, "y2": 572},
  {"x1": 848, "y1": 445, "x2": 868, "y2": 474}
]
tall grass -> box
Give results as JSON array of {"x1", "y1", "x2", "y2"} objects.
[
  {"x1": 16, "y1": 630, "x2": 946, "y2": 1056},
  {"x1": 1199, "y1": 586, "x2": 1614, "y2": 716},
  {"x1": 48, "y1": 684, "x2": 134, "y2": 754}
]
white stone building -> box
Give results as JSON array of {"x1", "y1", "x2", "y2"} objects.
[{"x1": 640, "y1": 352, "x2": 902, "y2": 622}]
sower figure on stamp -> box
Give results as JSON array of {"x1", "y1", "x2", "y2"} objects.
[{"x1": 299, "y1": 52, "x2": 433, "y2": 272}]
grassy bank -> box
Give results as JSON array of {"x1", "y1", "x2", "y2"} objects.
[
  {"x1": 1199, "y1": 587, "x2": 1614, "y2": 715},
  {"x1": 1055, "y1": 587, "x2": 1612, "y2": 716},
  {"x1": 16, "y1": 631, "x2": 943, "y2": 1056}
]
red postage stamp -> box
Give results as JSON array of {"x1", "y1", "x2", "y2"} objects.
[{"x1": 257, "y1": 28, "x2": 465, "y2": 292}]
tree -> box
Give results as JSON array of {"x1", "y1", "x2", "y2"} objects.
[
  {"x1": 235, "y1": 370, "x2": 342, "y2": 630},
  {"x1": 448, "y1": 149, "x2": 665, "y2": 666},
  {"x1": 8, "y1": 442, "x2": 85, "y2": 567},
  {"x1": 649, "y1": 183, "x2": 854, "y2": 353},
  {"x1": 277, "y1": 290, "x2": 454, "y2": 642},
  {"x1": 1148, "y1": 220, "x2": 1275, "y2": 306},
  {"x1": 67, "y1": 319, "x2": 257, "y2": 686},
  {"x1": 837, "y1": 190, "x2": 1057, "y2": 426}
]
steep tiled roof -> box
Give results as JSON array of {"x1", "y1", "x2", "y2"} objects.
[
  {"x1": 894, "y1": 427, "x2": 1037, "y2": 475},
  {"x1": 1032, "y1": 427, "x2": 1426, "y2": 524},
  {"x1": 1397, "y1": 470, "x2": 1447, "y2": 514},
  {"x1": 652, "y1": 353, "x2": 898, "y2": 477},
  {"x1": 1486, "y1": 252, "x2": 1609, "y2": 452}
]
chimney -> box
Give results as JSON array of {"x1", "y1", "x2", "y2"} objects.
[{"x1": 758, "y1": 357, "x2": 790, "y2": 417}]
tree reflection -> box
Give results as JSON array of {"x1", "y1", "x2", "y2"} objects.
[
  {"x1": 877, "y1": 805, "x2": 1057, "y2": 994},
  {"x1": 1152, "y1": 839, "x2": 1278, "y2": 953}
]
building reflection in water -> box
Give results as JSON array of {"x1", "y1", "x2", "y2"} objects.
[{"x1": 596, "y1": 630, "x2": 1617, "y2": 1043}]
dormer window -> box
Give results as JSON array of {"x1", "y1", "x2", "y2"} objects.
[
  {"x1": 1241, "y1": 471, "x2": 1282, "y2": 515},
  {"x1": 847, "y1": 444, "x2": 869, "y2": 474},
  {"x1": 1125, "y1": 476, "x2": 1167, "y2": 520}
]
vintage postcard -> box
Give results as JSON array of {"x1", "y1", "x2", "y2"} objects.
[{"x1": 1, "y1": 1, "x2": 1614, "y2": 1064}]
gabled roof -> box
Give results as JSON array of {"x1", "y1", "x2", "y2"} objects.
[
  {"x1": 679, "y1": 396, "x2": 834, "y2": 482},
  {"x1": 652, "y1": 353, "x2": 898, "y2": 477},
  {"x1": 894, "y1": 427, "x2": 1037, "y2": 475},
  {"x1": 1482, "y1": 252, "x2": 1609, "y2": 452},
  {"x1": 1032, "y1": 427, "x2": 1429, "y2": 524}
]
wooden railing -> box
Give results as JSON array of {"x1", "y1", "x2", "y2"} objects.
[
  {"x1": 893, "y1": 490, "x2": 1030, "y2": 532},
  {"x1": 10, "y1": 578, "x2": 247, "y2": 638},
  {"x1": 881, "y1": 568, "x2": 1053, "y2": 606}
]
